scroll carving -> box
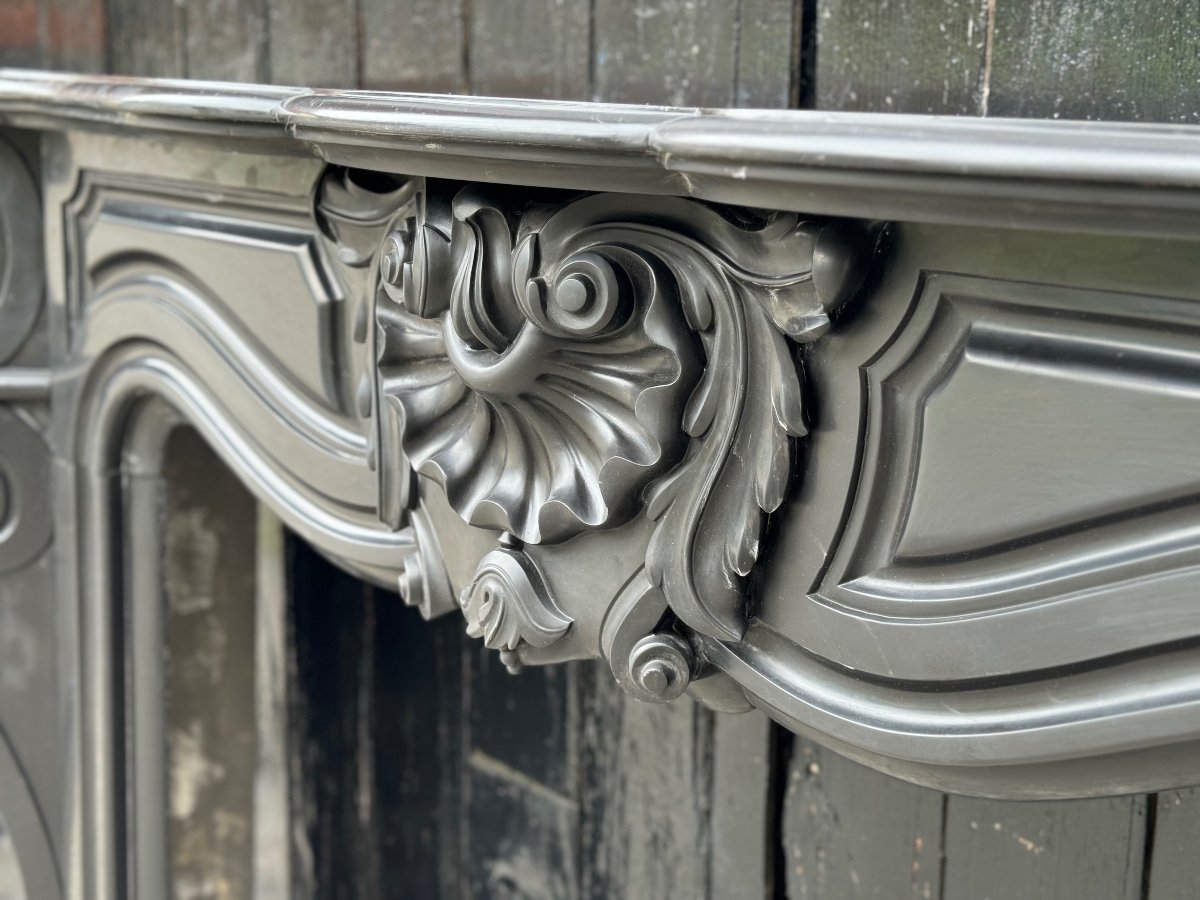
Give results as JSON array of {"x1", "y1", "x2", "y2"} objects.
[{"x1": 320, "y1": 168, "x2": 876, "y2": 691}]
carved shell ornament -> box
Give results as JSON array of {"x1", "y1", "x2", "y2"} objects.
[
  {"x1": 366, "y1": 181, "x2": 875, "y2": 664},
  {"x1": 377, "y1": 187, "x2": 701, "y2": 544}
]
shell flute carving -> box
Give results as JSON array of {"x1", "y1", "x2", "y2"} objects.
[{"x1": 377, "y1": 187, "x2": 701, "y2": 544}]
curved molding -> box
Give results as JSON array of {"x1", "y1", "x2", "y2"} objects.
[
  {"x1": 788, "y1": 274, "x2": 1200, "y2": 682},
  {"x1": 77, "y1": 345, "x2": 412, "y2": 574},
  {"x1": 703, "y1": 625, "x2": 1200, "y2": 799},
  {"x1": 0, "y1": 408, "x2": 51, "y2": 575},
  {"x1": 705, "y1": 623, "x2": 1200, "y2": 768},
  {"x1": 82, "y1": 276, "x2": 370, "y2": 500},
  {"x1": 0, "y1": 726, "x2": 61, "y2": 900}
]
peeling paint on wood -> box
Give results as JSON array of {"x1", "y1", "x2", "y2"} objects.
[
  {"x1": 580, "y1": 663, "x2": 714, "y2": 899},
  {"x1": 942, "y1": 794, "x2": 1146, "y2": 900}
]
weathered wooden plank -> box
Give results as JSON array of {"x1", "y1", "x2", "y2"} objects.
[
  {"x1": 1146, "y1": 787, "x2": 1200, "y2": 899},
  {"x1": 163, "y1": 430, "x2": 258, "y2": 900},
  {"x1": 469, "y1": 646, "x2": 575, "y2": 796},
  {"x1": 38, "y1": 0, "x2": 106, "y2": 72},
  {"x1": 465, "y1": 650, "x2": 579, "y2": 897},
  {"x1": 710, "y1": 711, "x2": 773, "y2": 900},
  {"x1": 360, "y1": 0, "x2": 464, "y2": 93},
  {"x1": 987, "y1": 0, "x2": 1200, "y2": 122},
  {"x1": 0, "y1": 0, "x2": 42, "y2": 69},
  {"x1": 735, "y1": 0, "x2": 797, "y2": 108},
  {"x1": 185, "y1": 0, "x2": 269, "y2": 82},
  {"x1": 252, "y1": 507, "x2": 292, "y2": 900},
  {"x1": 286, "y1": 536, "x2": 380, "y2": 899},
  {"x1": 373, "y1": 592, "x2": 465, "y2": 899},
  {"x1": 579, "y1": 662, "x2": 713, "y2": 899},
  {"x1": 107, "y1": 0, "x2": 185, "y2": 77},
  {"x1": 468, "y1": 0, "x2": 590, "y2": 100},
  {"x1": 782, "y1": 739, "x2": 943, "y2": 899},
  {"x1": 815, "y1": 0, "x2": 988, "y2": 114},
  {"x1": 942, "y1": 794, "x2": 1147, "y2": 900},
  {"x1": 467, "y1": 754, "x2": 579, "y2": 900},
  {"x1": 266, "y1": 0, "x2": 357, "y2": 87},
  {"x1": 592, "y1": 0, "x2": 738, "y2": 106}
]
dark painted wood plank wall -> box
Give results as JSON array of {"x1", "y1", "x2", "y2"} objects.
[
  {"x1": 286, "y1": 539, "x2": 774, "y2": 900},
  {"x1": 7, "y1": 2, "x2": 1200, "y2": 898},
  {"x1": 815, "y1": 0, "x2": 1200, "y2": 120}
]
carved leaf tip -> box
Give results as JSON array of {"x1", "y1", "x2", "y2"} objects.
[{"x1": 460, "y1": 548, "x2": 572, "y2": 662}]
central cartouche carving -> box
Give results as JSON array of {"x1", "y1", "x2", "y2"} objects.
[{"x1": 323, "y1": 169, "x2": 878, "y2": 682}]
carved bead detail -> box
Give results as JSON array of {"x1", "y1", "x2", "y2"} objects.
[{"x1": 627, "y1": 633, "x2": 695, "y2": 703}]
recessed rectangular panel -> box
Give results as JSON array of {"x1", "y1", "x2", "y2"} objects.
[
  {"x1": 83, "y1": 192, "x2": 343, "y2": 405},
  {"x1": 899, "y1": 301, "x2": 1200, "y2": 560}
]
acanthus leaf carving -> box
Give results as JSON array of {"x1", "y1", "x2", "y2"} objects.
[{"x1": 639, "y1": 213, "x2": 873, "y2": 640}]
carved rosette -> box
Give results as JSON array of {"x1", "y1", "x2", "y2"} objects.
[{"x1": 322, "y1": 167, "x2": 875, "y2": 692}]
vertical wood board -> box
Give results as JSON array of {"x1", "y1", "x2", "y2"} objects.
[
  {"x1": 815, "y1": 0, "x2": 988, "y2": 114},
  {"x1": 579, "y1": 662, "x2": 714, "y2": 899},
  {"x1": 1146, "y1": 788, "x2": 1200, "y2": 900},
  {"x1": 942, "y1": 793, "x2": 1147, "y2": 900},
  {"x1": 987, "y1": 0, "x2": 1200, "y2": 122},
  {"x1": 735, "y1": 0, "x2": 797, "y2": 108},
  {"x1": 267, "y1": 0, "x2": 358, "y2": 87},
  {"x1": 107, "y1": 0, "x2": 186, "y2": 77},
  {"x1": 468, "y1": 0, "x2": 590, "y2": 100},
  {"x1": 782, "y1": 739, "x2": 944, "y2": 899},
  {"x1": 359, "y1": 0, "x2": 465, "y2": 92},
  {"x1": 185, "y1": 0, "x2": 269, "y2": 82},
  {"x1": 592, "y1": 0, "x2": 739, "y2": 106}
]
